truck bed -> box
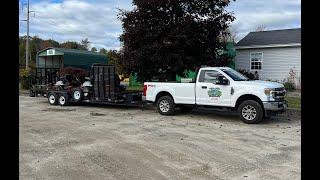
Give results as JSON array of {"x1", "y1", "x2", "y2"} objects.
[{"x1": 144, "y1": 82, "x2": 196, "y2": 104}]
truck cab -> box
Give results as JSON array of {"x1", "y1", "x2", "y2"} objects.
[{"x1": 144, "y1": 67, "x2": 287, "y2": 124}]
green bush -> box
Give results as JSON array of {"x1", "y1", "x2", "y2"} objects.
[
  {"x1": 19, "y1": 69, "x2": 32, "y2": 89},
  {"x1": 283, "y1": 81, "x2": 295, "y2": 91}
]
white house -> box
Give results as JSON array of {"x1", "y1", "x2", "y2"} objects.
[{"x1": 235, "y1": 28, "x2": 301, "y2": 88}]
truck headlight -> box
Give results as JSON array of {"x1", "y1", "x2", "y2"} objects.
[{"x1": 264, "y1": 88, "x2": 274, "y2": 96}]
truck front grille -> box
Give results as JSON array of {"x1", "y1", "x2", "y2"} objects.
[{"x1": 272, "y1": 88, "x2": 286, "y2": 101}]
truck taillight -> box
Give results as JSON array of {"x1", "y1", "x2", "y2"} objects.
[{"x1": 143, "y1": 85, "x2": 147, "y2": 96}]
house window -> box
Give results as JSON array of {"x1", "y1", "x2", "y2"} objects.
[{"x1": 250, "y1": 52, "x2": 263, "y2": 70}]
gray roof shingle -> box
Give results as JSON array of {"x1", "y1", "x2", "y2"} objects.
[{"x1": 236, "y1": 28, "x2": 301, "y2": 47}]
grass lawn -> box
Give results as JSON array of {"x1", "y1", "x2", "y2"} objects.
[{"x1": 285, "y1": 96, "x2": 301, "y2": 109}]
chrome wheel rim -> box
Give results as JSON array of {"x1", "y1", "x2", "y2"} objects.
[
  {"x1": 49, "y1": 95, "x2": 55, "y2": 104},
  {"x1": 59, "y1": 96, "x2": 66, "y2": 105},
  {"x1": 74, "y1": 91, "x2": 81, "y2": 100},
  {"x1": 159, "y1": 100, "x2": 170, "y2": 113},
  {"x1": 242, "y1": 105, "x2": 257, "y2": 121}
]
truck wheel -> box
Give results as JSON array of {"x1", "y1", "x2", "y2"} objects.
[
  {"x1": 180, "y1": 105, "x2": 194, "y2": 113},
  {"x1": 72, "y1": 88, "x2": 83, "y2": 102},
  {"x1": 58, "y1": 93, "x2": 69, "y2": 106},
  {"x1": 238, "y1": 100, "x2": 264, "y2": 124},
  {"x1": 157, "y1": 96, "x2": 175, "y2": 115},
  {"x1": 48, "y1": 93, "x2": 58, "y2": 105}
]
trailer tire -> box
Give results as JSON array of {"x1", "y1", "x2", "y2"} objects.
[
  {"x1": 157, "y1": 96, "x2": 175, "y2": 115},
  {"x1": 58, "y1": 93, "x2": 69, "y2": 106},
  {"x1": 48, "y1": 93, "x2": 58, "y2": 105},
  {"x1": 238, "y1": 100, "x2": 264, "y2": 124},
  {"x1": 72, "y1": 88, "x2": 83, "y2": 102}
]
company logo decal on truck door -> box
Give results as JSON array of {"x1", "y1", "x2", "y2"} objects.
[{"x1": 208, "y1": 88, "x2": 222, "y2": 97}]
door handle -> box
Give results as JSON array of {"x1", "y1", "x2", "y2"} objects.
[{"x1": 202, "y1": 86, "x2": 207, "y2": 89}]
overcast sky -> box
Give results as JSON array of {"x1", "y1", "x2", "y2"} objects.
[{"x1": 19, "y1": 0, "x2": 301, "y2": 50}]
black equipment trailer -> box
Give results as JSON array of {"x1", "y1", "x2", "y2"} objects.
[{"x1": 47, "y1": 64, "x2": 144, "y2": 107}]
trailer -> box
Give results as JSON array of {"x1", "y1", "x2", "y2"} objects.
[{"x1": 47, "y1": 64, "x2": 144, "y2": 107}]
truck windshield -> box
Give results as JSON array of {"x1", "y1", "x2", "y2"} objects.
[{"x1": 222, "y1": 69, "x2": 249, "y2": 81}]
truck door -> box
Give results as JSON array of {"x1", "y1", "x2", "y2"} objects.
[{"x1": 196, "y1": 70, "x2": 232, "y2": 106}]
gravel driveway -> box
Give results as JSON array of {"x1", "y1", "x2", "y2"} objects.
[{"x1": 19, "y1": 96, "x2": 301, "y2": 180}]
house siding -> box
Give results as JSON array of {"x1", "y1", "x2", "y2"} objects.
[{"x1": 235, "y1": 46, "x2": 301, "y2": 87}]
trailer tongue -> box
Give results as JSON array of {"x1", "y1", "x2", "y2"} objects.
[{"x1": 47, "y1": 64, "x2": 144, "y2": 107}]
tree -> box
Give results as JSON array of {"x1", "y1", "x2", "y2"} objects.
[
  {"x1": 46, "y1": 39, "x2": 60, "y2": 48},
  {"x1": 119, "y1": 0, "x2": 236, "y2": 81},
  {"x1": 39, "y1": 39, "x2": 60, "y2": 50},
  {"x1": 80, "y1": 38, "x2": 90, "y2": 50},
  {"x1": 91, "y1": 47, "x2": 97, "y2": 52},
  {"x1": 107, "y1": 50, "x2": 124, "y2": 75},
  {"x1": 19, "y1": 42, "x2": 26, "y2": 67},
  {"x1": 60, "y1": 41, "x2": 83, "y2": 49},
  {"x1": 99, "y1": 48, "x2": 107, "y2": 54},
  {"x1": 221, "y1": 27, "x2": 238, "y2": 43}
]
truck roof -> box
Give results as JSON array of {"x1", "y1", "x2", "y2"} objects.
[{"x1": 200, "y1": 67, "x2": 232, "y2": 71}]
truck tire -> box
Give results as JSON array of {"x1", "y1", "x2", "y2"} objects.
[
  {"x1": 157, "y1": 96, "x2": 175, "y2": 115},
  {"x1": 72, "y1": 88, "x2": 83, "y2": 102},
  {"x1": 180, "y1": 105, "x2": 194, "y2": 113},
  {"x1": 48, "y1": 93, "x2": 58, "y2": 105},
  {"x1": 238, "y1": 100, "x2": 264, "y2": 124},
  {"x1": 58, "y1": 93, "x2": 69, "y2": 106}
]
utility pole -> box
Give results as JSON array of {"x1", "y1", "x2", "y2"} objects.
[
  {"x1": 25, "y1": 0, "x2": 29, "y2": 70},
  {"x1": 23, "y1": 0, "x2": 35, "y2": 71}
]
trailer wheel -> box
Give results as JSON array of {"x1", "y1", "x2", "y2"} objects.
[
  {"x1": 58, "y1": 93, "x2": 69, "y2": 106},
  {"x1": 48, "y1": 93, "x2": 58, "y2": 105},
  {"x1": 72, "y1": 88, "x2": 83, "y2": 102},
  {"x1": 157, "y1": 96, "x2": 175, "y2": 115},
  {"x1": 238, "y1": 100, "x2": 264, "y2": 124}
]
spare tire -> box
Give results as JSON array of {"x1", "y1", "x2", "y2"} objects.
[{"x1": 72, "y1": 88, "x2": 83, "y2": 102}]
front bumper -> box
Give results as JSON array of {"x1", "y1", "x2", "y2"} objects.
[{"x1": 263, "y1": 101, "x2": 287, "y2": 112}]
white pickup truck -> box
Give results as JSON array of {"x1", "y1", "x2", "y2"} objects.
[{"x1": 144, "y1": 67, "x2": 287, "y2": 124}]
